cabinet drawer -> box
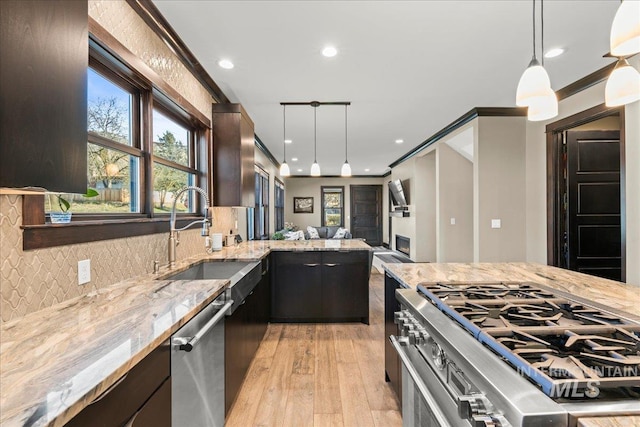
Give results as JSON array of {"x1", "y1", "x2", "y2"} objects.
[
  {"x1": 66, "y1": 343, "x2": 170, "y2": 427},
  {"x1": 322, "y1": 251, "x2": 369, "y2": 265},
  {"x1": 124, "y1": 378, "x2": 171, "y2": 427}
]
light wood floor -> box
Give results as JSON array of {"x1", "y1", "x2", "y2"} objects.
[{"x1": 226, "y1": 271, "x2": 402, "y2": 427}]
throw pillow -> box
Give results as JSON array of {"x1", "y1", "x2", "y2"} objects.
[
  {"x1": 307, "y1": 226, "x2": 320, "y2": 239},
  {"x1": 333, "y1": 227, "x2": 348, "y2": 239},
  {"x1": 285, "y1": 230, "x2": 305, "y2": 240}
]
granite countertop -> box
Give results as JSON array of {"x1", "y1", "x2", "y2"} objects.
[
  {"x1": 0, "y1": 239, "x2": 371, "y2": 427},
  {"x1": 382, "y1": 262, "x2": 640, "y2": 424},
  {"x1": 383, "y1": 262, "x2": 640, "y2": 318}
]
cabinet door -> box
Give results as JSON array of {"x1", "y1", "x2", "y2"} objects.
[
  {"x1": 271, "y1": 252, "x2": 322, "y2": 320},
  {"x1": 384, "y1": 273, "x2": 402, "y2": 403},
  {"x1": 225, "y1": 299, "x2": 249, "y2": 415},
  {"x1": 321, "y1": 251, "x2": 369, "y2": 322},
  {"x1": 125, "y1": 378, "x2": 171, "y2": 427},
  {"x1": 65, "y1": 344, "x2": 170, "y2": 427},
  {"x1": 0, "y1": 0, "x2": 87, "y2": 192}
]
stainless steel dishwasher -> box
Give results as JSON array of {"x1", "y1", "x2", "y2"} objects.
[{"x1": 171, "y1": 292, "x2": 232, "y2": 427}]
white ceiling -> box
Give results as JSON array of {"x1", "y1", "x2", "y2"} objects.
[{"x1": 152, "y1": 0, "x2": 618, "y2": 176}]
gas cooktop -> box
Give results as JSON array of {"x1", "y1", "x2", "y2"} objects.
[{"x1": 417, "y1": 282, "x2": 640, "y2": 400}]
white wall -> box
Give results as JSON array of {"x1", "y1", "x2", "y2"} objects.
[
  {"x1": 415, "y1": 153, "x2": 437, "y2": 261},
  {"x1": 436, "y1": 143, "x2": 473, "y2": 262},
  {"x1": 284, "y1": 176, "x2": 386, "y2": 234},
  {"x1": 390, "y1": 158, "x2": 417, "y2": 257},
  {"x1": 475, "y1": 116, "x2": 527, "y2": 262}
]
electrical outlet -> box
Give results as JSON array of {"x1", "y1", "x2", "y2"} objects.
[
  {"x1": 491, "y1": 219, "x2": 501, "y2": 229},
  {"x1": 450, "y1": 217, "x2": 456, "y2": 225},
  {"x1": 78, "y1": 259, "x2": 91, "y2": 285}
]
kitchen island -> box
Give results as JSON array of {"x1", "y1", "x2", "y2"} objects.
[
  {"x1": 0, "y1": 239, "x2": 371, "y2": 427},
  {"x1": 383, "y1": 262, "x2": 640, "y2": 426}
]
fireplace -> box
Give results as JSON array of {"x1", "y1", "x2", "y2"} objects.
[{"x1": 395, "y1": 235, "x2": 410, "y2": 257}]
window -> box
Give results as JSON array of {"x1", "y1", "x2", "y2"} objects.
[
  {"x1": 45, "y1": 48, "x2": 204, "y2": 218},
  {"x1": 253, "y1": 166, "x2": 270, "y2": 239},
  {"x1": 152, "y1": 107, "x2": 197, "y2": 213},
  {"x1": 321, "y1": 186, "x2": 344, "y2": 227},
  {"x1": 46, "y1": 66, "x2": 142, "y2": 214},
  {"x1": 274, "y1": 179, "x2": 285, "y2": 231}
]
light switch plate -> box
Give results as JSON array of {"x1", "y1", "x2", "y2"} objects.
[
  {"x1": 78, "y1": 259, "x2": 91, "y2": 285},
  {"x1": 491, "y1": 219, "x2": 501, "y2": 229},
  {"x1": 450, "y1": 217, "x2": 456, "y2": 225}
]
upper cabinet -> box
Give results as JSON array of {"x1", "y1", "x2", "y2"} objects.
[
  {"x1": 212, "y1": 104, "x2": 255, "y2": 207},
  {"x1": 0, "y1": 0, "x2": 88, "y2": 193}
]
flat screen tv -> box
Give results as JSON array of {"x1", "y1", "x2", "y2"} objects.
[{"x1": 388, "y1": 179, "x2": 409, "y2": 207}]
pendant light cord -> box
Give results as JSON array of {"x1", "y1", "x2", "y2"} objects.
[
  {"x1": 532, "y1": 0, "x2": 536, "y2": 60},
  {"x1": 314, "y1": 106, "x2": 317, "y2": 163},
  {"x1": 283, "y1": 105, "x2": 286, "y2": 161},
  {"x1": 541, "y1": 0, "x2": 545, "y2": 66},
  {"x1": 344, "y1": 105, "x2": 348, "y2": 162}
]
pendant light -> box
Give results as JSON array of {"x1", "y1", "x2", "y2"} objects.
[
  {"x1": 609, "y1": 0, "x2": 640, "y2": 57},
  {"x1": 605, "y1": 58, "x2": 640, "y2": 107},
  {"x1": 279, "y1": 105, "x2": 290, "y2": 176},
  {"x1": 527, "y1": 0, "x2": 557, "y2": 121},
  {"x1": 341, "y1": 104, "x2": 351, "y2": 177},
  {"x1": 310, "y1": 103, "x2": 321, "y2": 176},
  {"x1": 516, "y1": 0, "x2": 551, "y2": 107}
]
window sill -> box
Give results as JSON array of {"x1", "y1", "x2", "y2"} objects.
[{"x1": 22, "y1": 216, "x2": 204, "y2": 250}]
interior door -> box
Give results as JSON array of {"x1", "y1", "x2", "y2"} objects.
[
  {"x1": 566, "y1": 130, "x2": 621, "y2": 281},
  {"x1": 350, "y1": 185, "x2": 382, "y2": 246}
]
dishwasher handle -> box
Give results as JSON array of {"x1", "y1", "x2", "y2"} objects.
[{"x1": 174, "y1": 301, "x2": 233, "y2": 352}]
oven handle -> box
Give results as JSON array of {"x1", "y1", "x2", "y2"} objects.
[{"x1": 390, "y1": 335, "x2": 450, "y2": 427}]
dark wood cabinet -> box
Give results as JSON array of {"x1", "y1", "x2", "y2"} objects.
[
  {"x1": 384, "y1": 273, "x2": 402, "y2": 403},
  {"x1": 0, "y1": 0, "x2": 88, "y2": 193},
  {"x1": 65, "y1": 343, "x2": 170, "y2": 427},
  {"x1": 271, "y1": 251, "x2": 370, "y2": 323},
  {"x1": 322, "y1": 251, "x2": 369, "y2": 323},
  {"x1": 212, "y1": 104, "x2": 255, "y2": 207},
  {"x1": 271, "y1": 252, "x2": 323, "y2": 321},
  {"x1": 225, "y1": 258, "x2": 270, "y2": 415},
  {"x1": 125, "y1": 378, "x2": 171, "y2": 427}
]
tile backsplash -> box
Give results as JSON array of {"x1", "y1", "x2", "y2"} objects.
[{"x1": 0, "y1": 195, "x2": 239, "y2": 323}]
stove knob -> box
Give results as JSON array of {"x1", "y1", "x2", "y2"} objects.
[
  {"x1": 471, "y1": 415, "x2": 502, "y2": 427},
  {"x1": 402, "y1": 323, "x2": 416, "y2": 335},
  {"x1": 420, "y1": 329, "x2": 431, "y2": 341},
  {"x1": 431, "y1": 342, "x2": 446, "y2": 370}
]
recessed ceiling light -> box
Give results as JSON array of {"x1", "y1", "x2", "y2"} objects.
[
  {"x1": 544, "y1": 48, "x2": 565, "y2": 58},
  {"x1": 218, "y1": 59, "x2": 234, "y2": 69},
  {"x1": 395, "y1": 139, "x2": 404, "y2": 144},
  {"x1": 291, "y1": 157, "x2": 298, "y2": 161},
  {"x1": 365, "y1": 168, "x2": 370, "y2": 172},
  {"x1": 297, "y1": 168, "x2": 303, "y2": 172},
  {"x1": 322, "y1": 46, "x2": 338, "y2": 57},
  {"x1": 284, "y1": 139, "x2": 292, "y2": 144}
]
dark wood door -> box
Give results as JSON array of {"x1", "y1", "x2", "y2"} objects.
[
  {"x1": 350, "y1": 185, "x2": 383, "y2": 246},
  {"x1": 566, "y1": 130, "x2": 621, "y2": 281},
  {"x1": 321, "y1": 251, "x2": 369, "y2": 323},
  {"x1": 271, "y1": 252, "x2": 323, "y2": 320}
]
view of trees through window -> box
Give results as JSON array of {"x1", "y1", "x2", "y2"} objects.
[
  {"x1": 322, "y1": 186, "x2": 344, "y2": 227},
  {"x1": 46, "y1": 66, "x2": 197, "y2": 215}
]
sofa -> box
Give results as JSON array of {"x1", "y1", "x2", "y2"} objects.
[{"x1": 304, "y1": 226, "x2": 352, "y2": 239}]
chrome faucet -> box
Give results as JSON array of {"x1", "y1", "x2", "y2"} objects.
[{"x1": 169, "y1": 186, "x2": 212, "y2": 268}]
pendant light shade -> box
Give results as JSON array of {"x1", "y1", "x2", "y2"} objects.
[
  {"x1": 605, "y1": 58, "x2": 640, "y2": 107},
  {"x1": 516, "y1": 58, "x2": 553, "y2": 106},
  {"x1": 280, "y1": 162, "x2": 290, "y2": 176},
  {"x1": 311, "y1": 162, "x2": 321, "y2": 176},
  {"x1": 280, "y1": 105, "x2": 290, "y2": 176},
  {"x1": 341, "y1": 105, "x2": 351, "y2": 177},
  {"x1": 527, "y1": 87, "x2": 558, "y2": 121},
  {"x1": 610, "y1": 0, "x2": 640, "y2": 57}
]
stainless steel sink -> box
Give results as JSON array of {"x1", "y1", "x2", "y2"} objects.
[
  {"x1": 160, "y1": 260, "x2": 262, "y2": 314},
  {"x1": 161, "y1": 261, "x2": 256, "y2": 281}
]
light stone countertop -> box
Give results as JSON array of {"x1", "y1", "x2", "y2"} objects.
[
  {"x1": 382, "y1": 262, "x2": 640, "y2": 424},
  {"x1": 578, "y1": 416, "x2": 640, "y2": 427},
  {"x1": 0, "y1": 239, "x2": 371, "y2": 427}
]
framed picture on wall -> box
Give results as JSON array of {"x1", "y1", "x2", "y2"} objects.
[{"x1": 293, "y1": 197, "x2": 314, "y2": 213}]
